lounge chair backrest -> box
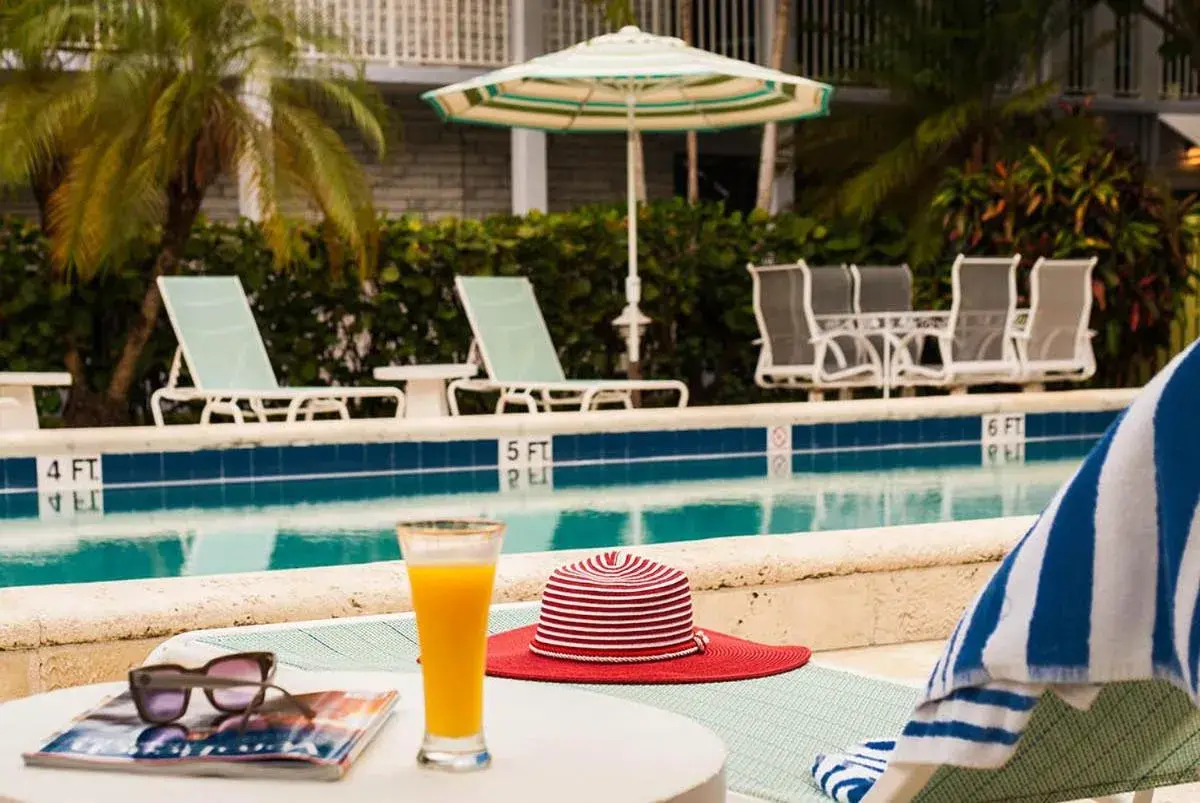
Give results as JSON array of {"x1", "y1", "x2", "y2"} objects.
[
  {"x1": 454, "y1": 275, "x2": 567, "y2": 383},
  {"x1": 157, "y1": 276, "x2": 279, "y2": 391},
  {"x1": 947, "y1": 255, "x2": 1020, "y2": 363},
  {"x1": 1025, "y1": 257, "x2": 1097, "y2": 363},
  {"x1": 748, "y1": 262, "x2": 815, "y2": 370}
]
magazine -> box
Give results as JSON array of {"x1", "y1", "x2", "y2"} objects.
[{"x1": 23, "y1": 688, "x2": 398, "y2": 781}]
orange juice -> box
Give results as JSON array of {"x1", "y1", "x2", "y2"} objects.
[{"x1": 408, "y1": 562, "x2": 497, "y2": 738}]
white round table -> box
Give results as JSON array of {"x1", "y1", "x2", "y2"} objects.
[
  {"x1": 373, "y1": 364, "x2": 478, "y2": 418},
  {"x1": 0, "y1": 672, "x2": 726, "y2": 803}
]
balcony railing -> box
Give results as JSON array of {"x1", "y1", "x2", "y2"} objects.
[{"x1": 58, "y1": 0, "x2": 1200, "y2": 99}]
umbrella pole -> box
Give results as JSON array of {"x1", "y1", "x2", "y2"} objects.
[{"x1": 625, "y1": 95, "x2": 641, "y2": 381}]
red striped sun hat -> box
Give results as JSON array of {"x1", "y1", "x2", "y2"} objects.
[{"x1": 486, "y1": 551, "x2": 812, "y2": 684}]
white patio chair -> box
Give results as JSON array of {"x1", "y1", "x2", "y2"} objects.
[
  {"x1": 747, "y1": 261, "x2": 881, "y2": 393},
  {"x1": 151, "y1": 276, "x2": 405, "y2": 426},
  {"x1": 888, "y1": 254, "x2": 1022, "y2": 392},
  {"x1": 850, "y1": 263, "x2": 920, "y2": 372},
  {"x1": 448, "y1": 276, "x2": 688, "y2": 414},
  {"x1": 1012, "y1": 256, "x2": 1099, "y2": 386}
]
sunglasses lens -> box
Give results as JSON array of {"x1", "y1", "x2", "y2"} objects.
[
  {"x1": 207, "y1": 656, "x2": 266, "y2": 711},
  {"x1": 139, "y1": 684, "x2": 187, "y2": 722}
]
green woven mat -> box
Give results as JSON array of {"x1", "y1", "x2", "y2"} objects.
[
  {"x1": 201, "y1": 609, "x2": 1200, "y2": 802},
  {"x1": 915, "y1": 680, "x2": 1200, "y2": 803},
  {"x1": 201, "y1": 608, "x2": 920, "y2": 802}
]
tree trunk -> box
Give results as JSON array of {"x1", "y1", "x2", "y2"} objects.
[
  {"x1": 681, "y1": 0, "x2": 700, "y2": 204},
  {"x1": 755, "y1": 0, "x2": 792, "y2": 212},
  {"x1": 93, "y1": 166, "x2": 207, "y2": 425}
]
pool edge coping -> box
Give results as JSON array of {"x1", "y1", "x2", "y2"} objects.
[
  {"x1": 0, "y1": 388, "x2": 1138, "y2": 456},
  {"x1": 0, "y1": 515, "x2": 1034, "y2": 652}
]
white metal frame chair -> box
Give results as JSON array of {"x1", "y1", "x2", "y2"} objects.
[
  {"x1": 151, "y1": 276, "x2": 405, "y2": 426},
  {"x1": 747, "y1": 261, "x2": 882, "y2": 392},
  {"x1": 448, "y1": 275, "x2": 688, "y2": 415},
  {"x1": 888, "y1": 254, "x2": 1023, "y2": 391},
  {"x1": 1012, "y1": 256, "x2": 1099, "y2": 385}
]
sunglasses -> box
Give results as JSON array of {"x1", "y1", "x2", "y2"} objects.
[{"x1": 127, "y1": 652, "x2": 315, "y2": 725}]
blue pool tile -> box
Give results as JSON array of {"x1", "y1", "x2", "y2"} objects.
[
  {"x1": 162, "y1": 451, "x2": 194, "y2": 483},
  {"x1": 190, "y1": 449, "x2": 223, "y2": 481},
  {"x1": 1064, "y1": 413, "x2": 1087, "y2": 436},
  {"x1": 336, "y1": 443, "x2": 367, "y2": 473},
  {"x1": 628, "y1": 430, "x2": 674, "y2": 460},
  {"x1": 878, "y1": 420, "x2": 903, "y2": 447},
  {"x1": 393, "y1": 442, "x2": 419, "y2": 471},
  {"x1": 279, "y1": 444, "x2": 337, "y2": 476},
  {"x1": 474, "y1": 439, "x2": 499, "y2": 467},
  {"x1": 446, "y1": 440, "x2": 475, "y2": 468},
  {"x1": 675, "y1": 430, "x2": 706, "y2": 456},
  {"x1": 552, "y1": 435, "x2": 577, "y2": 464},
  {"x1": 574, "y1": 434, "x2": 605, "y2": 462},
  {"x1": 363, "y1": 443, "x2": 393, "y2": 473},
  {"x1": 1025, "y1": 413, "x2": 1048, "y2": 439},
  {"x1": 253, "y1": 446, "x2": 282, "y2": 479},
  {"x1": 812, "y1": 424, "x2": 836, "y2": 450},
  {"x1": 792, "y1": 424, "x2": 815, "y2": 452},
  {"x1": 101, "y1": 454, "x2": 133, "y2": 485},
  {"x1": 1084, "y1": 410, "x2": 1120, "y2": 435},
  {"x1": 601, "y1": 433, "x2": 628, "y2": 461},
  {"x1": 957, "y1": 416, "x2": 983, "y2": 442},
  {"x1": 1, "y1": 458, "x2": 36, "y2": 491},
  {"x1": 419, "y1": 441, "x2": 449, "y2": 470},
  {"x1": 744, "y1": 427, "x2": 767, "y2": 454},
  {"x1": 220, "y1": 448, "x2": 253, "y2": 480},
  {"x1": 896, "y1": 419, "x2": 921, "y2": 445}
]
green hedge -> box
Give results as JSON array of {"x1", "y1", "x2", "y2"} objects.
[{"x1": 1, "y1": 154, "x2": 1197, "y2": 424}]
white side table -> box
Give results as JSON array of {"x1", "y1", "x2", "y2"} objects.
[
  {"x1": 373, "y1": 364, "x2": 478, "y2": 419},
  {"x1": 0, "y1": 372, "x2": 72, "y2": 432},
  {"x1": 0, "y1": 671, "x2": 727, "y2": 803}
]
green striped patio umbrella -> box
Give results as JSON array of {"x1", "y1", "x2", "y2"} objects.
[{"x1": 421, "y1": 25, "x2": 834, "y2": 369}]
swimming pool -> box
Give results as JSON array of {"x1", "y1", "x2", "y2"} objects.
[{"x1": 0, "y1": 441, "x2": 1089, "y2": 588}]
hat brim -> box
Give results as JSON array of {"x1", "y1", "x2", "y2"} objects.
[{"x1": 485, "y1": 625, "x2": 812, "y2": 684}]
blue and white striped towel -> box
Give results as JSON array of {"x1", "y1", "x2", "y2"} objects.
[{"x1": 813, "y1": 337, "x2": 1200, "y2": 800}]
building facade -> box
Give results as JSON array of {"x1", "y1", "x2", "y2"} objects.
[{"x1": 3, "y1": 0, "x2": 1198, "y2": 222}]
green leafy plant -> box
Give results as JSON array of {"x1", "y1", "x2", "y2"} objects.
[
  {"x1": 2, "y1": 0, "x2": 390, "y2": 426},
  {"x1": 933, "y1": 122, "x2": 1200, "y2": 386}
]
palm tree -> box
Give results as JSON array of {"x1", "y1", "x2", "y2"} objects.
[
  {"x1": 0, "y1": 1, "x2": 98, "y2": 232},
  {"x1": 16, "y1": 0, "x2": 389, "y2": 425},
  {"x1": 793, "y1": 0, "x2": 1072, "y2": 255}
]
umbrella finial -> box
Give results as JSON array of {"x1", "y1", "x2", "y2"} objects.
[{"x1": 618, "y1": 25, "x2": 641, "y2": 34}]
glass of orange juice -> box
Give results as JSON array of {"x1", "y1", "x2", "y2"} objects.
[{"x1": 397, "y1": 518, "x2": 504, "y2": 772}]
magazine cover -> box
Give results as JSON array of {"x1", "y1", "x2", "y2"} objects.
[{"x1": 23, "y1": 688, "x2": 399, "y2": 781}]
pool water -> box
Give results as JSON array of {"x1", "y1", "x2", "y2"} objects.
[{"x1": 0, "y1": 447, "x2": 1086, "y2": 588}]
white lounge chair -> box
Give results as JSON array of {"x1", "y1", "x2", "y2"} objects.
[
  {"x1": 151, "y1": 276, "x2": 405, "y2": 426},
  {"x1": 1012, "y1": 256, "x2": 1098, "y2": 386},
  {"x1": 747, "y1": 261, "x2": 881, "y2": 394},
  {"x1": 888, "y1": 255, "x2": 1022, "y2": 392},
  {"x1": 447, "y1": 275, "x2": 688, "y2": 414}
]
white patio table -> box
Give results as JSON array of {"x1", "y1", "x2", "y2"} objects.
[
  {"x1": 0, "y1": 372, "x2": 71, "y2": 431},
  {"x1": 372, "y1": 364, "x2": 478, "y2": 418},
  {"x1": 0, "y1": 670, "x2": 727, "y2": 803},
  {"x1": 812, "y1": 312, "x2": 950, "y2": 399}
]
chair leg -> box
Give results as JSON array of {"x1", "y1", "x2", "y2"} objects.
[
  {"x1": 809, "y1": 390, "x2": 825, "y2": 403},
  {"x1": 949, "y1": 386, "x2": 968, "y2": 396}
]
